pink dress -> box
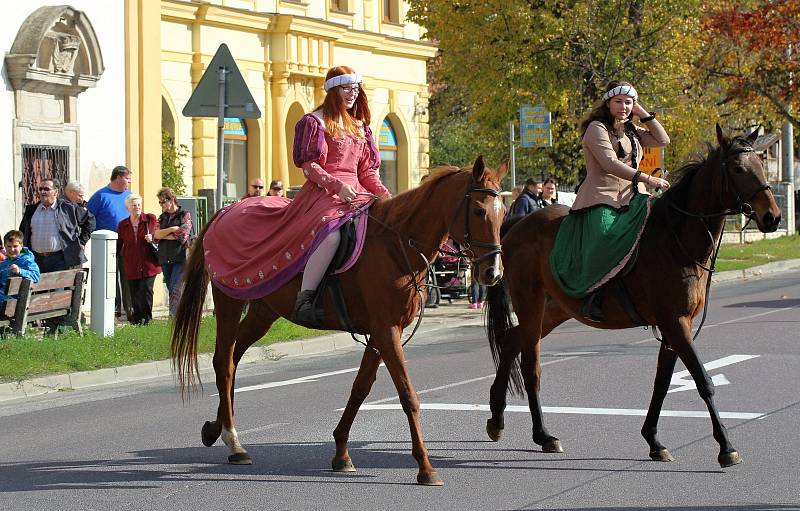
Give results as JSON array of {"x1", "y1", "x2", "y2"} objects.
[{"x1": 204, "y1": 113, "x2": 390, "y2": 299}]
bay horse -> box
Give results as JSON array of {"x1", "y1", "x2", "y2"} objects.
[
  {"x1": 485, "y1": 125, "x2": 781, "y2": 467},
  {"x1": 171, "y1": 156, "x2": 508, "y2": 486}
]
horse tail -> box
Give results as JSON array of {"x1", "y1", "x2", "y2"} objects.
[
  {"x1": 171, "y1": 213, "x2": 215, "y2": 399},
  {"x1": 485, "y1": 278, "x2": 525, "y2": 397}
]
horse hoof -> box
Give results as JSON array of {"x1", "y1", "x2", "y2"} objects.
[
  {"x1": 417, "y1": 471, "x2": 444, "y2": 486},
  {"x1": 541, "y1": 438, "x2": 563, "y2": 453},
  {"x1": 331, "y1": 457, "x2": 356, "y2": 472},
  {"x1": 719, "y1": 450, "x2": 743, "y2": 468},
  {"x1": 201, "y1": 421, "x2": 222, "y2": 447},
  {"x1": 649, "y1": 449, "x2": 675, "y2": 462},
  {"x1": 486, "y1": 419, "x2": 503, "y2": 442},
  {"x1": 228, "y1": 452, "x2": 253, "y2": 465}
]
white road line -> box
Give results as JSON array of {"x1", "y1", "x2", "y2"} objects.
[
  {"x1": 631, "y1": 306, "x2": 798, "y2": 345},
  {"x1": 352, "y1": 403, "x2": 764, "y2": 420},
  {"x1": 669, "y1": 354, "x2": 760, "y2": 393},
  {"x1": 366, "y1": 356, "x2": 579, "y2": 405},
  {"x1": 217, "y1": 365, "x2": 382, "y2": 396}
]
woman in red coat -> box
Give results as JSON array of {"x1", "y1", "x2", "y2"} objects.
[{"x1": 117, "y1": 193, "x2": 161, "y2": 325}]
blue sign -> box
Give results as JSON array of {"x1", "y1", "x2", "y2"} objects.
[{"x1": 520, "y1": 105, "x2": 552, "y2": 148}]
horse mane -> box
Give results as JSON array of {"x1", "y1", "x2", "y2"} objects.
[
  {"x1": 370, "y1": 165, "x2": 466, "y2": 232},
  {"x1": 649, "y1": 141, "x2": 720, "y2": 226}
]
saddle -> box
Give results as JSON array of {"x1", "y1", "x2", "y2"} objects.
[
  {"x1": 302, "y1": 219, "x2": 365, "y2": 332},
  {"x1": 581, "y1": 242, "x2": 647, "y2": 326}
]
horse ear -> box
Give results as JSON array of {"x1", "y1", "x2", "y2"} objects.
[
  {"x1": 716, "y1": 123, "x2": 729, "y2": 147},
  {"x1": 472, "y1": 155, "x2": 486, "y2": 180},
  {"x1": 747, "y1": 126, "x2": 760, "y2": 142},
  {"x1": 496, "y1": 159, "x2": 510, "y2": 180}
]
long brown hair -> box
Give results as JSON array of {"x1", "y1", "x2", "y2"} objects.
[
  {"x1": 318, "y1": 66, "x2": 371, "y2": 138},
  {"x1": 579, "y1": 80, "x2": 635, "y2": 136}
]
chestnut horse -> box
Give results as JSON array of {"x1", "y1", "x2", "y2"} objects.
[
  {"x1": 171, "y1": 157, "x2": 507, "y2": 485},
  {"x1": 485, "y1": 125, "x2": 781, "y2": 467}
]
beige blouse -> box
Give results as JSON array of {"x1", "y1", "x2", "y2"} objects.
[{"x1": 571, "y1": 119, "x2": 670, "y2": 211}]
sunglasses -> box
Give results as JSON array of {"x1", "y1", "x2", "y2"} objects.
[
  {"x1": 38, "y1": 187, "x2": 53, "y2": 192},
  {"x1": 251, "y1": 185, "x2": 264, "y2": 189}
]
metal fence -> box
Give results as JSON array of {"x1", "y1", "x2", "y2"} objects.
[
  {"x1": 21, "y1": 145, "x2": 69, "y2": 205},
  {"x1": 724, "y1": 181, "x2": 792, "y2": 236}
]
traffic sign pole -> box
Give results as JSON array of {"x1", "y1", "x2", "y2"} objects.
[
  {"x1": 216, "y1": 67, "x2": 227, "y2": 212},
  {"x1": 509, "y1": 120, "x2": 516, "y2": 187}
]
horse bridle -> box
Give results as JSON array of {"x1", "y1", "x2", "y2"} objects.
[
  {"x1": 452, "y1": 175, "x2": 504, "y2": 265},
  {"x1": 665, "y1": 136, "x2": 772, "y2": 343}
]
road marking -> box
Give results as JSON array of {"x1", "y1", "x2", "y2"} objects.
[
  {"x1": 669, "y1": 354, "x2": 759, "y2": 393},
  {"x1": 217, "y1": 365, "x2": 383, "y2": 396},
  {"x1": 352, "y1": 403, "x2": 764, "y2": 420},
  {"x1": 631, "y1": 306, "x2": 798, "y2": 345}
]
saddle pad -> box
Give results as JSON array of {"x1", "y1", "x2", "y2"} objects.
[{"x1": 549, "y1": 193, "x2": 652, "y2": 298}]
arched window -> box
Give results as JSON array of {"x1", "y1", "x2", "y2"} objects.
[
  {"x1": 223, "y1": 117, "x2": 247, "y2": 198},
  {"x1": 379, "y1": 118, "x2": 398, "y2": 195}
]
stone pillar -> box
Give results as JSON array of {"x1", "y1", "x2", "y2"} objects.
[{"x1": 272, "y1": 66, "x2": 291, "y2": 186}]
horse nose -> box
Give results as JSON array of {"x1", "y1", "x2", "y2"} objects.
[
  {"x1": 763, "y1": 211, "x2": 781, "y2": 232},
  {"x1": 484, "y1": 266, "x2": 502, "y2": 285}
]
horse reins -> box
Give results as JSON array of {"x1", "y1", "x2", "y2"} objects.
[
  {"x1": 352, "y1": 173, "x2": 502, "y2": 351},
  {"x1": 665, "y1": 137, "x2": 772, "y2": 342}
]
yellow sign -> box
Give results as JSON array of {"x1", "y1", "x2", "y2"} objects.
[{"x1": 639, "y1": 145, "x2": 663, "y2": 175}]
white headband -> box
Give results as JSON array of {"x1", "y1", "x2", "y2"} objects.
[
  {"x1": 324, "y1": 73, "x2": 363, "y2": 92},
  {"x1": 602, "y1": 85, "x2": 638, "y2": 102}
]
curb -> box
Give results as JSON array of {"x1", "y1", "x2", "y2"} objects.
[{"x1": 2, "y1": 259, "x2": 798, "y2": 403}]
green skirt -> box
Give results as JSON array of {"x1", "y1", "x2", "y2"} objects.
[{"x1": 550, "y1": 193, "x2": 651, "y2": 298}]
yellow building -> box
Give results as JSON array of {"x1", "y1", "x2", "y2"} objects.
[{"x1": 128, "y1": 0, "x2": 436, "y2": 210}]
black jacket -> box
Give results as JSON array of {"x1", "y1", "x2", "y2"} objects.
[
  {"x1": 510, "y1": 189, "x2": 544, "y2": 218},
  {"x1": 19, "y1": 198, "x2": 96, "y2": 266}
]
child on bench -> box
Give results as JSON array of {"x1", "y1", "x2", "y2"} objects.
[{"x1": 0, "y1": 230, "x2": 41, "y2": 310}]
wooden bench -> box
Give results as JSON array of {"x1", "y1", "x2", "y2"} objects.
[{"x1": 0, "y1": 268, "x2": 88, "y2": 336}]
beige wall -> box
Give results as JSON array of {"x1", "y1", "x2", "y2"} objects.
[{"x1": 158, "y1": 0, "x2": 435, "y2": 195}]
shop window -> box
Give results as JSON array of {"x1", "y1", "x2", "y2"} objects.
[
  {"x1": 223, "y1": 117, "x2": 247, "y2": 199},
  {"x1": 379, "y1": 118, "x2": 398, "y2": 195}
]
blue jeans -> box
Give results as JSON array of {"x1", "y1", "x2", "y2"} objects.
[
  {"x1": 161, "y1": 262, "x2": 185, "y2": 316},
  {"x1": 470, "y1": 282, "x2": 486, "y2": 304}
]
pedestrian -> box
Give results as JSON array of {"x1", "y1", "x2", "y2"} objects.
[
  {"x1": 540, "y1": 178, "x2": 558, "y2": 206},
  {"x1": 64, "y1": 179, "x2": 96, "y2": 237},
  {"x1": 244, "y1": 178, "x2": 265, "y2": 198},
  {"x1": 117, "y1": 193, "x2": 161, "y2": 325},
  {"x1": 268, "y1": 180, "x2": 284, "y2": 197},
  {"x1": 509, "y1": 178, "x2": 543, "y2": 218},
  {"x1": 87, "y1": 165, "x2": 133, "y2": 319},
  {"x1": 468, "y1": 280, "x2": 486, "y2": 309},
  {"x1": 154, "y1": 187, "x2": 192, "y2": 316},
  {"x1": 19, "y1": 178, "x2": 94, "y2": 273},
  {"x1": 0, "y1": 230, "x2": 40, "y2": 307},
  {"x1": 550, "y1": 80, "x2": 670, "y2": 320}
]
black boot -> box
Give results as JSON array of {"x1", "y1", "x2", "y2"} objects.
[
  {"x1": 293, "y1": 289, "x2": 323, "y2": 328},
  {"x1": 581, "y1": 291, "x2": 604, "y2": 322}
]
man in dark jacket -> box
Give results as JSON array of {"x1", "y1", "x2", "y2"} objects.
[
  {"x1": 509, "y1": 178, "x2": 544, "y2": 218},
  {"x1": 19, "y1": 178, "x2": 95, "y2": 272}
]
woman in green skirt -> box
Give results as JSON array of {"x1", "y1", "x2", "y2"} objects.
[{"x1": 550, "y1": 81, "x2": 671, "y2": 315}]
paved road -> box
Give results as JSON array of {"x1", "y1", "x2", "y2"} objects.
[{"x1": 1, "y1": 271, "x2": 799, "y2": 510}]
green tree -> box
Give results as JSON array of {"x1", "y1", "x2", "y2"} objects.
[
  {"x1": 161, "y1": 130, "x2": 188, "y2": 195},
  {"x1": 408, "y1": 0, "x2": 768, "y2": 187}
]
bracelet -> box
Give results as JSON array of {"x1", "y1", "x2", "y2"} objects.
[{"x1": 640, "y1": 114, "x2": 656, "y2": 123}]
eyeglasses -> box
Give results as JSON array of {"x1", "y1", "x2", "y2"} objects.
[
  {"x1": 251, "y1": 185, "x2": 264, "y2": 189},
  {"x1": 38, "y1": 187, "x2": 52, "y2": 192},
  {"x1": 340, "y1": 86, "x2": 360, "y2": 95}
]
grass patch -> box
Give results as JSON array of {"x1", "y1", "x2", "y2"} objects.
[
  {"x1": 715, "y1": 234, "x2": 800, "y2": 272},
  {"x1": 0, "y1": 317, "x2": 325, "y2": 383}
]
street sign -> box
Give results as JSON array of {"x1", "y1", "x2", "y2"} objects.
[
  {"x1": 182, "y1": 44, "x2": 261, "y2": 213},
  {"x1": 519, "y1": 105, "x2": 552, "y2": 148},
  {"x1": 639, "y1": 145, "x2": 663, "y2": 175},
  {"x1": 182, "y1": 43, "x2": 260, "y2": 118}
]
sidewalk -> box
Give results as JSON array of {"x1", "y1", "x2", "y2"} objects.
[{"x1": 2, "y1": 259, "x2": 799, "y2": 402}]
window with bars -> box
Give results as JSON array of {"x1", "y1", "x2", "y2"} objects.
[{"x1": 21, "y1": 145, "x2": 70, "y2": 206}]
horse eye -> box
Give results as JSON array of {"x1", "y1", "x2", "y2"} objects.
[{"x1": 473, "y1": 207, "x2": 486, "y2": 217}]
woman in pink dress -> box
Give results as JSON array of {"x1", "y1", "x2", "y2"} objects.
[{"x1": 202, "y1": 66, "x2": 390, "y2": 325}]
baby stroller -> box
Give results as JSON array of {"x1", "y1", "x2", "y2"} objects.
[{"x1": 425, "y1": 239, "x2": 471, "y2": 307}]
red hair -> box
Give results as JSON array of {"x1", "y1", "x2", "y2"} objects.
[{"x1": 319, "y1": 66, "x2": 371, "y2": 138}]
